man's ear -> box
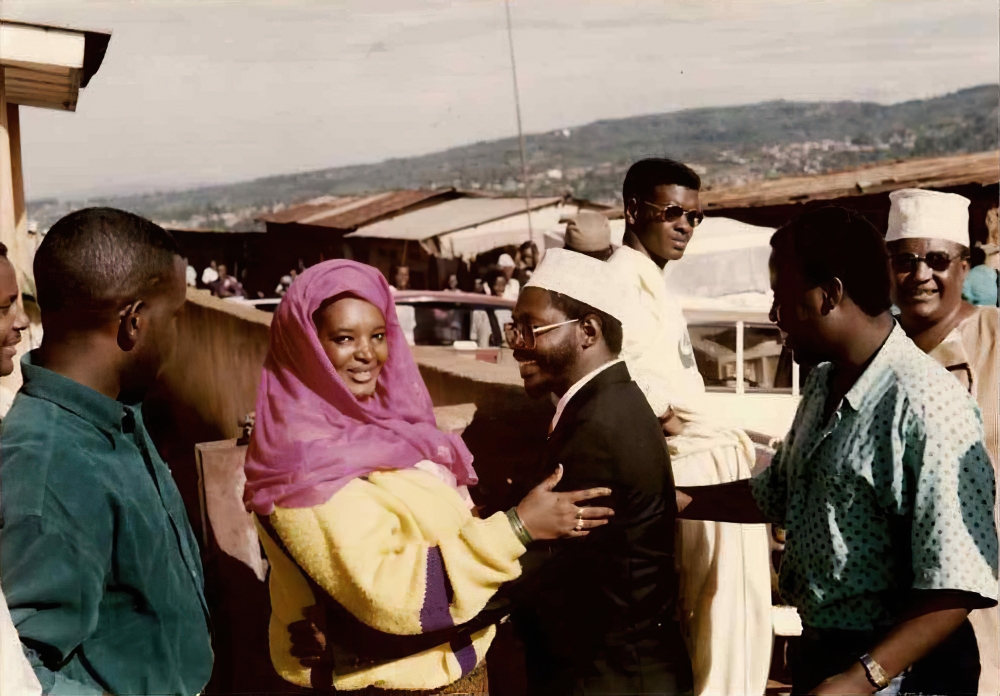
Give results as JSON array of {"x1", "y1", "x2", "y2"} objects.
[
  {"x1": 820, "y1": 278, "x2": 845, "y2": 316},
  {"x1": 579, "y1": 314, "x2": 601, "y2": 348},
  {"x1": 117, "y1": 301, "x2": 144, "y2": 352},
  {"x1": 624, "y1": 198, "x2": 639, "y2": 226}
]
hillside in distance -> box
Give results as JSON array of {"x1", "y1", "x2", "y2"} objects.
[{"x1": 29, "y1": 84, "x2": 999, "y2": 231}]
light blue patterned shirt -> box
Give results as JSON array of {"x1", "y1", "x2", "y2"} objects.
[{"x1": 751, "y1": 322, "x2": 998, "y2": 630}]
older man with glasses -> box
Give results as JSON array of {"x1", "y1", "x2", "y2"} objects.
[{"x1": 887, "y1": 188, "x2": 999, "y2": 696}]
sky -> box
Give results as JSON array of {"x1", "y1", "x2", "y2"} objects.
[{"x1": 2, "y1": 0, "x2": 997, "y2": 200}]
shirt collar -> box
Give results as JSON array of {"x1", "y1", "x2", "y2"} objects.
[
  {"x1": 19, "y1": 351, "x2": 130, "y2": 437},
  {"x1": 549, "y1": 359, "x2": 622, "y2": 434},
  {"x1": 842, "y1": 321, "x2": 907, "y2": 412},
  {"x1": 928, "y1": 320, "x2": 973, "y2": 371},
  {"x1": 614, "y1": 246, "x2": 665, "y2": 297}
]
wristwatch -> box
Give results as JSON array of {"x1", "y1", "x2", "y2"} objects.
[{"x1": 859, "y1": 653, "x2": 891, "y2": 690}]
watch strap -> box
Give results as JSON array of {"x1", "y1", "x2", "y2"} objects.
[{"x1": 860, "y1": 653, "x2": 892, "y2": 690}]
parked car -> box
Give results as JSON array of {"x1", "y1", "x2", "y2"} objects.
[
  {"x1": 225, "y1": 297, "x2": 282, "y2": 312},
  {"x1": 393, "y1": 290, "x2": 514, "y2": 346},
  {"x1": 227, "y1": 290, "x2": 515, "y2": 347}
]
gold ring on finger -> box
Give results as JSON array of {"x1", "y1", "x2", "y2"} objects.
[
  {"x1": 574, "y1": 519, "x2": 584, "y2": 531},
  {"x1": 575, "y1": 509, "x2": 584, "y2": 519}
]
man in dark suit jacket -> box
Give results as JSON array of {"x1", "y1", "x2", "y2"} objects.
[{"x1": 498, "y1": 249, "x2": 692, "y2": 695}]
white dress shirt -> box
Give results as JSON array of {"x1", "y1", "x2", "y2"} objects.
[{"x1": 549, "y1": 359, "x2": 622, "y2": 434}]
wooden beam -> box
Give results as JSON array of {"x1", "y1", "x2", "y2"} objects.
[
  {"x1": 2, "y1": 65, "x2": 73, "y2": 86},
  {"x1": 4, "y1": 97, "x2": 77, "y2": 112},
  {"x1": 4, "y1": 80, "x2": 76, "y2": 98},
  {"x1": 0, "y1": 22, "x2": 86, "y2": 71},
  {"x1": 0, "y1": 74, "x2": 16, "y2": 262},
  {"x1": 0, "y1": 60, "x2": 72, "y2": 76},
  {"x1": 7, "y1": 103, "x2": 25, "y2": 241},
  {"x1": 5, "y1": 66, "x2": 79, "y2": 91}
]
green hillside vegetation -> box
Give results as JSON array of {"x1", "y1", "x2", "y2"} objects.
[{"x1": 29, "y1": 84, "x2": 998, "y2": 231}]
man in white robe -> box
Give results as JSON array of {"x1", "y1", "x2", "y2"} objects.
[{"x1": 607, "y1": 158, "x2": 772, "y2": 696}]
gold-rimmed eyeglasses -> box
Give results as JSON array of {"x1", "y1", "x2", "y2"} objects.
[{"x1": 503, "y1": 319, "x2": 579, "y2": 349}]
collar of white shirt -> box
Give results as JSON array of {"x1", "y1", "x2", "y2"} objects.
[{"x1": 549, "y1": 359, "x2": 623, "y2": 435}]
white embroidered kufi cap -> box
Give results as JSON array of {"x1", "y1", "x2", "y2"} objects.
[
  {"x1": 886, "y1": 188, "x2": 971, "y2": 247},
  {"x1": 525, "y1": 248, "x2": 629, "y2": 322}
]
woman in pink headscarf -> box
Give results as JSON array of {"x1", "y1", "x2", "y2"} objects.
[{"x1": 245, "y1": 260, "x2": 612, "y2": 693}]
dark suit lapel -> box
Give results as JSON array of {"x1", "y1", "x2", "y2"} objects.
[{"x1": 548, "y1": 361, "x2": 630, "y2": 443}]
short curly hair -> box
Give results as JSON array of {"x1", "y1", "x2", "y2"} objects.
[
  {"x1": 34, "y1": 207, "x2": 181, "y2": 315},
  {"x1": 622, "y1": 158, "x2": 702, "y2": 204},
  {"x1": 770, "y1": 206, "x2": 891, "y2": 317}
]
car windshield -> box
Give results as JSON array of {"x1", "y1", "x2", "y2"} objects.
[{"x1": 396, "y1": 300, "x2": 511, "y2": 347}]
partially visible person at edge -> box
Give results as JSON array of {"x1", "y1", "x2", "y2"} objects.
[
  {"x1": 608, "y1": 158, "x2": 772, "y2": 696},
  {"x1": 678, "y1": 206, "x2": 998, "y2": 695},
  {"x1": 887, "y1": 189, "x2": 1000, "y2": 696},
  {"x1": 388, "y1": 265, "x2": 416, "y2": 345},
  {"x1": 963, "y1": 241, "x2": 1000, "y2": 306},
  {"x1": 243, "y1": 259, "x2": 613, "y2": 693},
  {"x1": 491, "y1": 249, "x2": 692, "y2": 694},
  {"x1": 470, "y1": 269, "x2": 512, "y2": 348},
  {"x1": 275, "y1": 274, "x2": 293, "y2": 298},
  {"x1": 0, "y1": 208, "x2": 213, "y2": 695},
  {"x1": 497, "y1": 253, "x2": 521, "y2": 300},
  {"x1": 562, "y1": 210, "x2": 615, "y2": 262},
  {"x1": 516, "y1": 241, "x2": 539, "y2": 284},
  {"x1": 0, "y1": 242, "x2": 40, "y2": 695},
  {"x1": 964, "y1": 206, "x2": 999, "y2": 307},
  {"x1": 201, "y1": 259, "x2": 219, "y2": 286},
  {"x1": 391, "y1": 264, "x2": 410, "y2": 292},
  {"x1": 209, "y1": 262, "x2": 246, "y2": 298}
]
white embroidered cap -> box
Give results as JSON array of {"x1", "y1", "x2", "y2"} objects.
[
  {"x1": 525, "y1": 248, "x2": 629, "y2": 322},
  {"x1": 886, "y1": 188, "x2": 971, "y2": 247}
]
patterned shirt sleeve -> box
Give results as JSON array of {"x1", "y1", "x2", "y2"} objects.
[
  {"x1": 750, "y1": 440, "x2": 788, "y2": 525},
  {"x1": 749, "y1": 365, "x2": 821, "y2": 526},
  {"x1": 902, "y1": 387, "x2": 999, "y2": 603}
]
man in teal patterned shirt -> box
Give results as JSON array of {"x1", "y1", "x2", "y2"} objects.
[{"x1": 677, "y1": 207, "x2": 997, "y2": 695}]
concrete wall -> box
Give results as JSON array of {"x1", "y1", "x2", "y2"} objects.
[{"x1": 143, "y1": 289, "x2": 271, "y2": 541}]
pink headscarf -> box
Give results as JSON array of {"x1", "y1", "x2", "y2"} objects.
[{"x1": 244, "y1": 260, "x2": 477, "y2": 515}]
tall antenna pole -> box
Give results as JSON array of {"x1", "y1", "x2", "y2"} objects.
[{"x1": 504, "y1": 0, "x2": 534, "y2": 242}]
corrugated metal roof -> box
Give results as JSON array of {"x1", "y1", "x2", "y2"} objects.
[
  {"x1": 700, "y1": 151, "x2": 999, "y2": 210},
  {"x1": 164, "y1": 226, "x2": 263, "y2": 234},
  {"x1": 347, "y1": 196, "x2": 564, "y2": 241},
  {"x1": 257, "y1": 189, "x2": 454, "y2": 229}
]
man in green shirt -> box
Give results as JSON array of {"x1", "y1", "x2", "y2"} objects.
[
  {"x1": 677, "y1": 207, "x2": 997, "y2": 695},
  {"x1": 0, "y1": 208, "x2": 213, "y2": 695}
]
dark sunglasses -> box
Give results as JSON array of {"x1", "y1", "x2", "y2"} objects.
[
  {"x1": 890, "y1": 251, "x2": 966, "y2": 274},
  {"x1": 641, "y1": 200, "x2": 704, "y2": 228}
]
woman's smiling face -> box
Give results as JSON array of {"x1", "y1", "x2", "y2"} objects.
[{"x1": 313, "y1": 296, "x2": 389, "y2": 400}]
